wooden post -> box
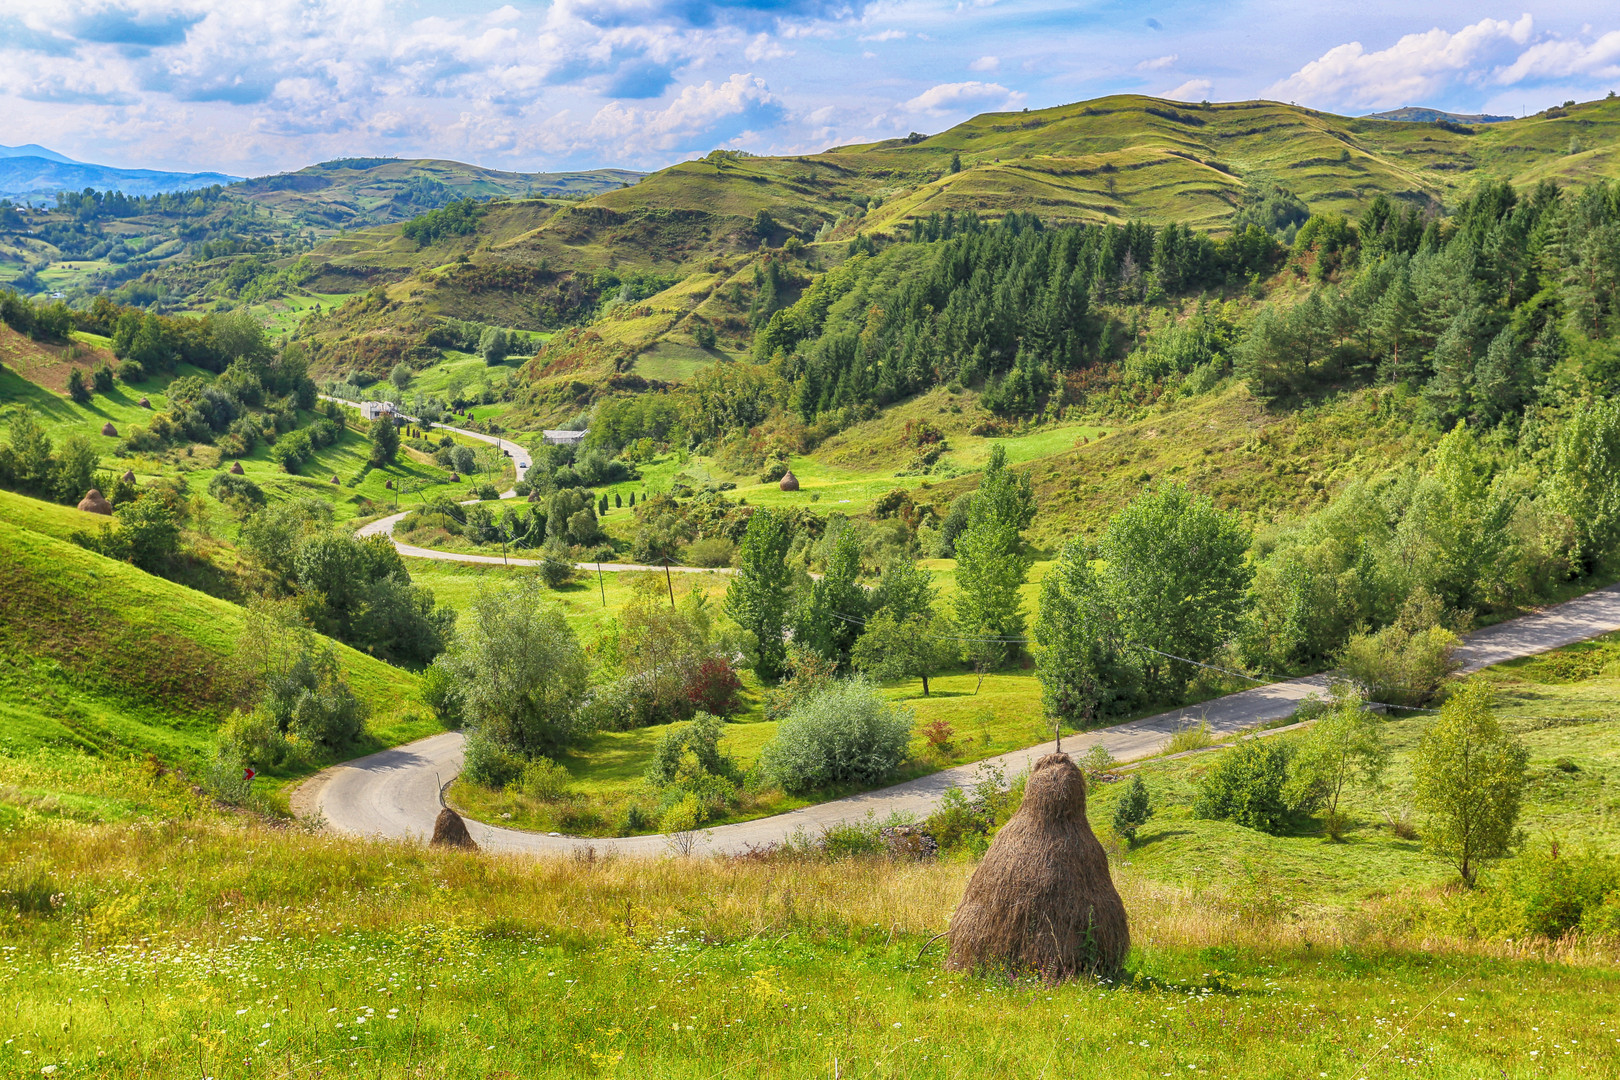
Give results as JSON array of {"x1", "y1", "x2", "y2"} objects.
[
  {"x1": 665, "y1": 562, "x2": 675, "y2": 608},
  {"x1": 597, "y1": 562, "x2": 606, "y2": 607}
]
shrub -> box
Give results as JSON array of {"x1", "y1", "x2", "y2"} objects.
[
  {"x1": 1339, "y1": 589, "x2": 1461, "y2": 706},
  {"x1": 217, "y1": 708, "x2": 292, "y2": 771},
  {"x1": 645, "y1": 712, "x2": 736, "y2": 786},
  {"x1": 419, "y1": 662, "x2": 464, "y2": 725},
  {"x1": 475, "y1": 482, "x2": 499, "y2": 501},
  {"x1": 660, "y1": 792, "x2": 707, "y2": 837},
  {"x1": 207, "y1": 471, "x2": 265, "y2": 508},
  {"x1": 116, "y1": 359, "x2": 146, "y2": 382},
  {"x1": 1341, "y1": 622, "x2": 1460, "y2": 706},
  {"x1": 921, "y1": 718, "x2": 955, "y2": 754},
  {"x1": 923, "y1": 786, "x2": 993, "y2": 857},
  {"x1": 1193, "y1": 737, "x2": 1295, "y2": 834},
  {"x1": 201, "y1": 747, "x2": 254, "y2": 806},
  {"x1": 685, "y1": 536, "x2": 736, "y2": 568},
  {"x1": 1443, "y1": 845, "x2": 1620, "y2": 939},
  {"x1": 519, "y1": 758, "x2": 574, "y2": 802},
  {"x1": 760, "y1": 678, "x2": 913, "y2": 793},
  {"x1": 462, "y1": 728, "x2": 527, "y2": 789},
  {"x1": 1111, "y1": 774, "x2": 1154, "y2": 845},
  {"x1": 685, "y1": 658, "x2": 743, "y2": 716},
  {"x1": 66, "y1": 368, "x2": 90, "y2": 403},
  {"x1": 91, "y1": 364, "x2": 115, "y2": 393},
  {"x1": 1078, "y1": 743, "x2": 1117, "y2": 781}
]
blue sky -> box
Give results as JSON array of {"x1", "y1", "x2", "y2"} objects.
[{"x1": 1, "y1": 1, "x2": 1618, "y2": 176}]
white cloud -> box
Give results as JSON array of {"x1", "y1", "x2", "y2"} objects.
[
  {"x1": 903, "y1": 80, "x2": 1023, "y2": 114},
  {"x1": 859, "y1": 29, "x2": 906, "y2": 42},
  {"x1": 1267, "y1": 14, "x2": 1534, "y2": 111},
  {"x1": 1161, "y1": 78, "x2": 1210, "y2": 101},
  {"x1": 744, "y1": 32, "x2": 791, "y2": 62},
  {"x1": 588, "y1": 72, "x2": 781, "y2": 150},
  {"x1": 1497, "y1": 30, "x2": 1620, "y2": 84},
  {"x1": 1137, "y1": 54, "x2": 1177, "y2": 71},
  {"x1": 969, "y1": 55, "x2": 999, "y2": 72}
]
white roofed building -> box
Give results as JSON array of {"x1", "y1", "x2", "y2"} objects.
[{"x1": 542, "y1": 429, "x2": 588, "y2": 446}]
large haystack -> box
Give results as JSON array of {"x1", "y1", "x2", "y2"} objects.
[
  {"x1": 229, "y1": 461, "x2": 244, "y2": 475},
  {"x1": 430, "y1": 808, "x2": 477, "y2": 850},
  {"x1": 946, "y1": 753, "x2": 1129, "y2": 980},
  {"x1": 76, "y1": 489, "x2": 113, "y2": 515},
  {"x1": 120, "y1": 470, "x2": 136, "y2": 484},
  {"x1": 138, "y1": 397, "x2": 151, "y2": 408},
  {"x1": 101, "y1": 422, "x2": 118, "y2": 437},
  {"x1": 778, "y1": 468, "x2": 799, "y2": 492},
  {"x1": 447, "y1": 472, "x2": 460, "y2": 482}
]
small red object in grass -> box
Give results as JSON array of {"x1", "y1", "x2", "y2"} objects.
[{"x1": 243, "y1": 767, "x2": 256, "y2": 782}]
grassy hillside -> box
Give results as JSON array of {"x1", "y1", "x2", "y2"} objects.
[
  {"x1": 5, "y1": 637, "x2": 1620, "y2": 1076},
  {"x1": 0, "y1": 492, "x2": 432, "y2": 809},
  {"x1": 233, "y1": 158, "x2": 643, "y2": 229},
  {"x1": 262, "y1": 93, "x2": 1620, "y2": 385}
]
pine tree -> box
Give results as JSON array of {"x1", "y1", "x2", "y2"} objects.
[{"x1": 1111, "y1": 775, "x2": 1153, "y2": 846}]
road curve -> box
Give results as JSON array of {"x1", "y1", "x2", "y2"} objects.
[
  {"x1": 302, "y1": 582, "x2": 1620, "y2": 856},
  {"x1": 328, "y1": 395, "x2": 734, "y2": 576},
  {"x1": 320, "y1": 394, "x2": 534, "y2": 496}
]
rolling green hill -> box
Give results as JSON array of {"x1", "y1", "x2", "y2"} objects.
[
  {"x1": 0, "y1": 490, "x2": 430, "y2": 803},
  {"x1": 232, "y1": 157, "x2": 644, "y2": 230},
  {"x1": 269, "y1": 93, "x2": 1620, "y2": 381}
]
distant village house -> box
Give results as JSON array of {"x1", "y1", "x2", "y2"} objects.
[
  {"x1": 361, "y1": 401, "x2": 397, "y2": 421},
  {"x1": 542, "y1": 429, "x2": 588, "y2": 446}
]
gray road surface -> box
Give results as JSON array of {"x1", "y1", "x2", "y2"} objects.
[{"x1": 302, "y1": 582, "x2": 1620, "y2": 855}]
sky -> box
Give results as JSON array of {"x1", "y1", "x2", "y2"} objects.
[{"x1": 2, "y1": 1, "x2": 1619, "y2": 178}]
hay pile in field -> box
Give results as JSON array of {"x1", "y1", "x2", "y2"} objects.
[
  {"x1": 76, "y1": 489, "x2": 113, "y2": 515},
  {"x1": 946, "y1": 752, "x2": 1129, "y2": 980},
  {"x1": 330, "y1": 475, "x2": 340, "y2": 484},
  {"x1": 101, "y1": 422, "x2": 118, "y2": 437},
  {"x1": 431, "y1": 808, "x2": 477, "y2": 850},
  {"x1": 779, "y1": 469, "x2": 799, "y2": 491},
  {"x1": 138, "y1": 397, "x2": 151, "y2": 408},
  {"x1": 229, "y1": 461, "x2": 244, "y2": 475},
  {"x1": 120, "y1": 469, "x2": 136, "y2": 483},
  {"x1": 448, "y1": 472, "x2": 460, "y2": 482}
]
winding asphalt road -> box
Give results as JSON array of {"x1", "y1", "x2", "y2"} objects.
[
  {"x1": 298, "y1": 582, "x2": 1620, "y2": 856},
  {"x1": 328, "y1": 395, "x2": 732, "y2": 576}
]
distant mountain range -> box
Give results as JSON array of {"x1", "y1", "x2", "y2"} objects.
[
  {"x1": 0, "y1": 145, "x2": 239, "y2": 201},
  {"x1": 1364, "y1": 107, "x2": 1516, "y2": 124}
]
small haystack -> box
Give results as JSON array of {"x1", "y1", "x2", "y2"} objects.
[
  {"x1": 120, "y1": 469, "x2": 136, "y2": 484},
  {"x1": 385, "y1": 480, "x2": 395, "y2": 490},
  {"x1": 430, "y1": 808, "x2": 477, "y2": 850},
  {"x1": 138, "y1": 397, "x2": 151, "y2": 409},
  {"x1": 329, "y1": 474, "x2": 340, "y2": 484},
  {"x1": 778, "y1": 468, "x2": 799, "y2": 492},
  {"x1": 100, "y1": 422, "x2": 118, "y2": 437},
  {"x1": 448, "y1": 472, "x2": 461, "y2": 482},
  {"x1": 946, "y1": 753, "x2": 1129, "y2": 980},
  {"x1": 229, "y1": 461, "x2": 244, "y2": 475},
  {"x1": 76, "y1": 488, "x2": 113, "y2": 515}
]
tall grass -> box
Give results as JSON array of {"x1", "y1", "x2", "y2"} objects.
[{"x1": 3, "y1": 819, "x2": 1619, "y2": 1078}]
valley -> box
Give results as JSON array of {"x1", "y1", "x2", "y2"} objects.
[{"x1": 5, "y1": 83, "x2": 1620, "y2": 1078}]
